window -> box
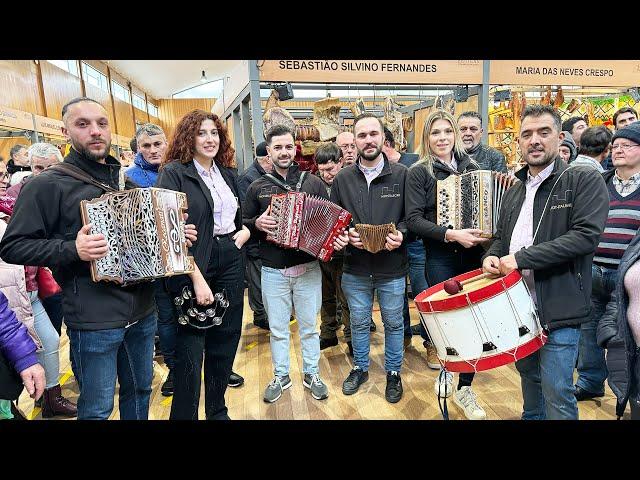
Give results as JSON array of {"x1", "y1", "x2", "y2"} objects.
[
  {"x1": 111, "y1": 81, "x2": 131, "y2": 104},
  {"x1": 147, "y1": 102, "x2": 158, "y2": 117},
  {"x1": 81, "y1": 62, "x2": 108, "y2": 92},
  {"x1": 132, "y1": 93, "x2": 146, "y2": 111},
  {"x1": 47, "y1": 60, "x2": 79, "y2": 77}
]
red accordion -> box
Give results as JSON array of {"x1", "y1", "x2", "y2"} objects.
[{"x1": 266, "y1": 192, "x2": 352, "y2": 262}]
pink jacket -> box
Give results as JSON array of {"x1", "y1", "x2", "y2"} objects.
[{"x1": 0, "y1": 216, "x2": 41, "y2": 350}]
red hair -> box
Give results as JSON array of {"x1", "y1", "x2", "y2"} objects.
[{"x1": 163, "y1": 110, "x2": 235, "y2": 168}]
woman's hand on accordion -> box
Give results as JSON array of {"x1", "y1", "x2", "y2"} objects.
[
  {"x1": 76, "y1": 223, "x2": 108, "y2": 261},
  {"x1": 256, "y1": 206, "x2": 277, "y2": 236},
  {"x1": 233, "y1": 226, "x2": 251, "y2": 249},
  {"x1": 445, "y1": 228, "x2": 487, "y2": 249},
  {"x1": 183, "y1": 213, "x2": 197, "y2": 247},
  {"x1": 348, "y1": 228, "x2": 364, "y2": 249},
  {"x1": 332, "y1": 230, "x2": 349, "y2": 251},
  {"x1": 385, "y1": 230, "x2": 403, "y2": 251}
]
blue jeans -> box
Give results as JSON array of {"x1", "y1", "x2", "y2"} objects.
[
  {"x1": 342, "y1": 273, "x2": 405, "y2": 372},
  {"x1": 515, "y1": 326, "x2": 581, "y2": 420},
  {"x1": 261, "y1": 261, "x2": 322, "y2": 377},
  {"x1": 29, "y1": 291, "x2": 60, "y2": 389},
  {"x1": 155, "y1": 282, "x2": 177, "y2": 370},
  {"x1": 404, "y1": 240, "x2": 429, "y2": 337},
  {"x1": 576, "y1": 264, "x2": 614, "y2": 394},
  {"x1": 67, "y1": 313, "x2": 155, "y2": 420}
]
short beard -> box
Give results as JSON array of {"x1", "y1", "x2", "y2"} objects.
[
  {"x1": 273, "y1": 157, "x2": 293, "y2": 171},
  {"x1": 74, "y1": 141, "x2": 110, "y2": 162},
  {"x1": 358, "y1": 144, "x2": 383, "y2": 161},
  {"x1": 523, "y1": 150, "x2": 556, "y2": 168}
]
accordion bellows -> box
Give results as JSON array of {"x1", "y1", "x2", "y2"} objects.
[
  {"x1": 80, "y1": 188, "x2": 195, "y2": 285},
  {"x1": 267, "y1": 192, "x2": 351, "y2": 262},
  {"x1": 355, "y1": 223, "x2": 397, "y2": 254},
  {"x1": 436, "y1": 170, "x2": 507, "y2": 238}
]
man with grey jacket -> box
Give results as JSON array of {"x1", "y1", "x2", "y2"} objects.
[{"x1": 482, "y1": 104, "x2": 609, "y2": 420}]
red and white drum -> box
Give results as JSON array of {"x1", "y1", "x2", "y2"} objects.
[{"x1": 414, "y1": 268, "x2": 547, "y2": 373}]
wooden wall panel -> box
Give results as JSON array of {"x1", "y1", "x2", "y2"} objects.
[
  {"x1": 113, "y1": 98, "x2": 135, "y2": 137},
  {"x1": 0, "y1": 60, "x2": 43, "y2": 115},
  {"x1": 84, "y1": 83, "x2": 116, "y2": 132},
  {"x1": 413, "y1": 106, "x2": 432, "y2": 153},
  {"x1": 40, "y1": 61, "x2": 83, "y2": 120},
  {"x1": 157, "y1": 98, "x2": 215, "y2": 140},
  {"x1": 133, "y1": 106, "x2": 149, "y2": 126}
]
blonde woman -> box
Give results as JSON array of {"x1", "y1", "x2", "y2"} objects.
[{"x1": 405, "y1": 109, "x2": 488, "y2": 420}]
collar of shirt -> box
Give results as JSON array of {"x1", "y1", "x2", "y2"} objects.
[
  {"x1": 357, "y1": 156, "x2": 385, "y2": 177},
  {"x1": 614, "y1": 170, "x2": 640, "y2": 186},
  {"x1": 193, "y1": 158, "x2": 216, "y2": 177},
  {"x1": 526, "y1": 161, "x2": 555, "y2": 188}
]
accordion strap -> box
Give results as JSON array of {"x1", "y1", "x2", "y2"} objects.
[
  {"x1": 264, "y1": 171, "x2": 308, "y2": 192},
  {"x1": 48, "y1": 163, "x2": 117, "y2": 193}
]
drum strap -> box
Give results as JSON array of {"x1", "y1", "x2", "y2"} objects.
[{"x1": 532, "y1": 168, "x2": 570, "y2": 243}]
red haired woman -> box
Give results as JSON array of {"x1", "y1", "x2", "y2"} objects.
[{"x1": 157, "y1": 110, "x2": 250, "y2": 420}]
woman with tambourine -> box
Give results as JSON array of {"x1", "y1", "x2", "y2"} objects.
[{"x1": 157, "y1": 110, "x2": 250, "y2": 420}]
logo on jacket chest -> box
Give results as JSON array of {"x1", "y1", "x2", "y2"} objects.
[
  {"x1": 258, "y1": 186, "x2": 280, "y2": 200},
  {"x1": 380, "y1": 184, "x2": 401, "y2": 199},
  {"x1": 550, "y1": 189, "x2": 573, "y2": 210}
]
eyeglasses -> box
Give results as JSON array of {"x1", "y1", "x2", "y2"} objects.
[
  {"x1": 338, "y1": 144, "x2": 356, "y2": 151},
  {"x1": 612, "y1": 143, "x2": 640, "y2": 151},
  {"x1": 0, "y1": 172, "x2": 10, "y2": 180}
]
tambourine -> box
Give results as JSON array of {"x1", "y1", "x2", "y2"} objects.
[{"x1": 173, "y1": 286, "x2": 229, "y2": 329}]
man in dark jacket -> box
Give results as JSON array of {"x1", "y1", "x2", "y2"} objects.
[
  {"x1": 238, "y1": 141, "x2": 272, "y2": 330},
  {"x1": 482, "y1": 104, "x2": 609, "y2": 420},
  {"x1": 331, "y1": 114, "x2": 408, "y2": 404},
  {"x1": 457, "y1": 111, "x2": 507, "y2": 172},
  {"x1": 243, "y1": 125, "x2": 347, "y2": 404},
  {"x1": 0, "y1": 97, "x2": 196, "y2": 420}
]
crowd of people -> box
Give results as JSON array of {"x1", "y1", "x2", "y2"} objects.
[{"x1": 0, "y1": 95, "x2": 639, "y2": 421}]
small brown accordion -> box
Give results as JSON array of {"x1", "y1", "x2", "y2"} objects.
[{"x1": 354, "y1": 223, "x2": 397, "y2": 253}]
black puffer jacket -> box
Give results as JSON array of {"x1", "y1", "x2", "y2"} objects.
[
  {"x1": 0, "y1": 148, "x2": 155, "y2": 331},
  {"x1": 597, "y1": 233, "x2": 640, "y2": 418}
]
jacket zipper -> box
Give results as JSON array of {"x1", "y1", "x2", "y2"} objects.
[{"x1": 577, "y1": 272, "x2": 583, "y2": 291}]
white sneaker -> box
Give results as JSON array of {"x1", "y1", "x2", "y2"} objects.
[
  {"x1": 453, "y1": 386, "x2": 487, "y2": 420},
  {"x1": 433, "y1": 370, "x2": 454, "y2": 398}
]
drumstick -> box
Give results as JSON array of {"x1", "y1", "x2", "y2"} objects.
[{"x1": 443, "y1": 272, "x2": 500, "y2": 295}]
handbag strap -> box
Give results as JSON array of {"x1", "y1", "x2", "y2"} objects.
[
  {"x1": 264, "y1": 171, "x2": 308, "y2": 192},
  {"x1": 48, "y1": 163, "x2": 117, "y2": 193}
]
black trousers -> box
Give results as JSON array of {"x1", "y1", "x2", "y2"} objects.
[
  {"x1": 320, "y1": 256, "x2": 350, "y2": 341},
  {"x1": 245, "y1": 255, "x2": 267, "y2": 322},
  {"x1": 170, "y1": 235, "x2": 244, "y2": 420}
]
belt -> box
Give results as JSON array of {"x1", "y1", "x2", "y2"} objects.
[{"x1": 214, "y1": 231, "x2": 236, "y2": 240}]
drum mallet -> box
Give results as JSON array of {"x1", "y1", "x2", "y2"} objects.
[{"x1": 443, "y1": 272, "x2": 498, "y2": 295}]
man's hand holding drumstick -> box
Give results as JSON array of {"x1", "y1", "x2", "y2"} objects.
[{"x1": 482, "y1": 254, "x2": 519, "y2": 276}]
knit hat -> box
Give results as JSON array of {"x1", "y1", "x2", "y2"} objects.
[
  {"x1": 612, "y1": 121, "x2": 640, "y2": 146},
  {"x1": 560, "y1": 131, "x2": 577, "y2": 162},
  {"x1": 255, "y1": 141, "x2": 268, "y2": 157}
]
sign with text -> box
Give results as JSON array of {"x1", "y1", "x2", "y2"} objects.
[
  {"x1": 34, "y1": 115, "x2": 64, "y2": 136},
  {"x1": 491, "y1": 60, "x2": 640, "y2": 87},
  {"x1": 0, "y1": 105, "x2": 34, "y2": 130},
  {"x1": 258, "y1": 60, "x2": 483, "y2": 84}
]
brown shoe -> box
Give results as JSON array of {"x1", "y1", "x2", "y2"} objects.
[
  {"x1": 425, "y1": 343, "x2": 441, "y2": 370},
  {"x1": 42, "y1": 384, "x2": 77, "y2": 418}
]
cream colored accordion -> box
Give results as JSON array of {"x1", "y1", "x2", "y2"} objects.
[
  {"x1": 436, "y1": 170, "x2": 507, "y2": 238},
  {"x1": 80, "y1": 188, "x2": 195, "y2": 285}
]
